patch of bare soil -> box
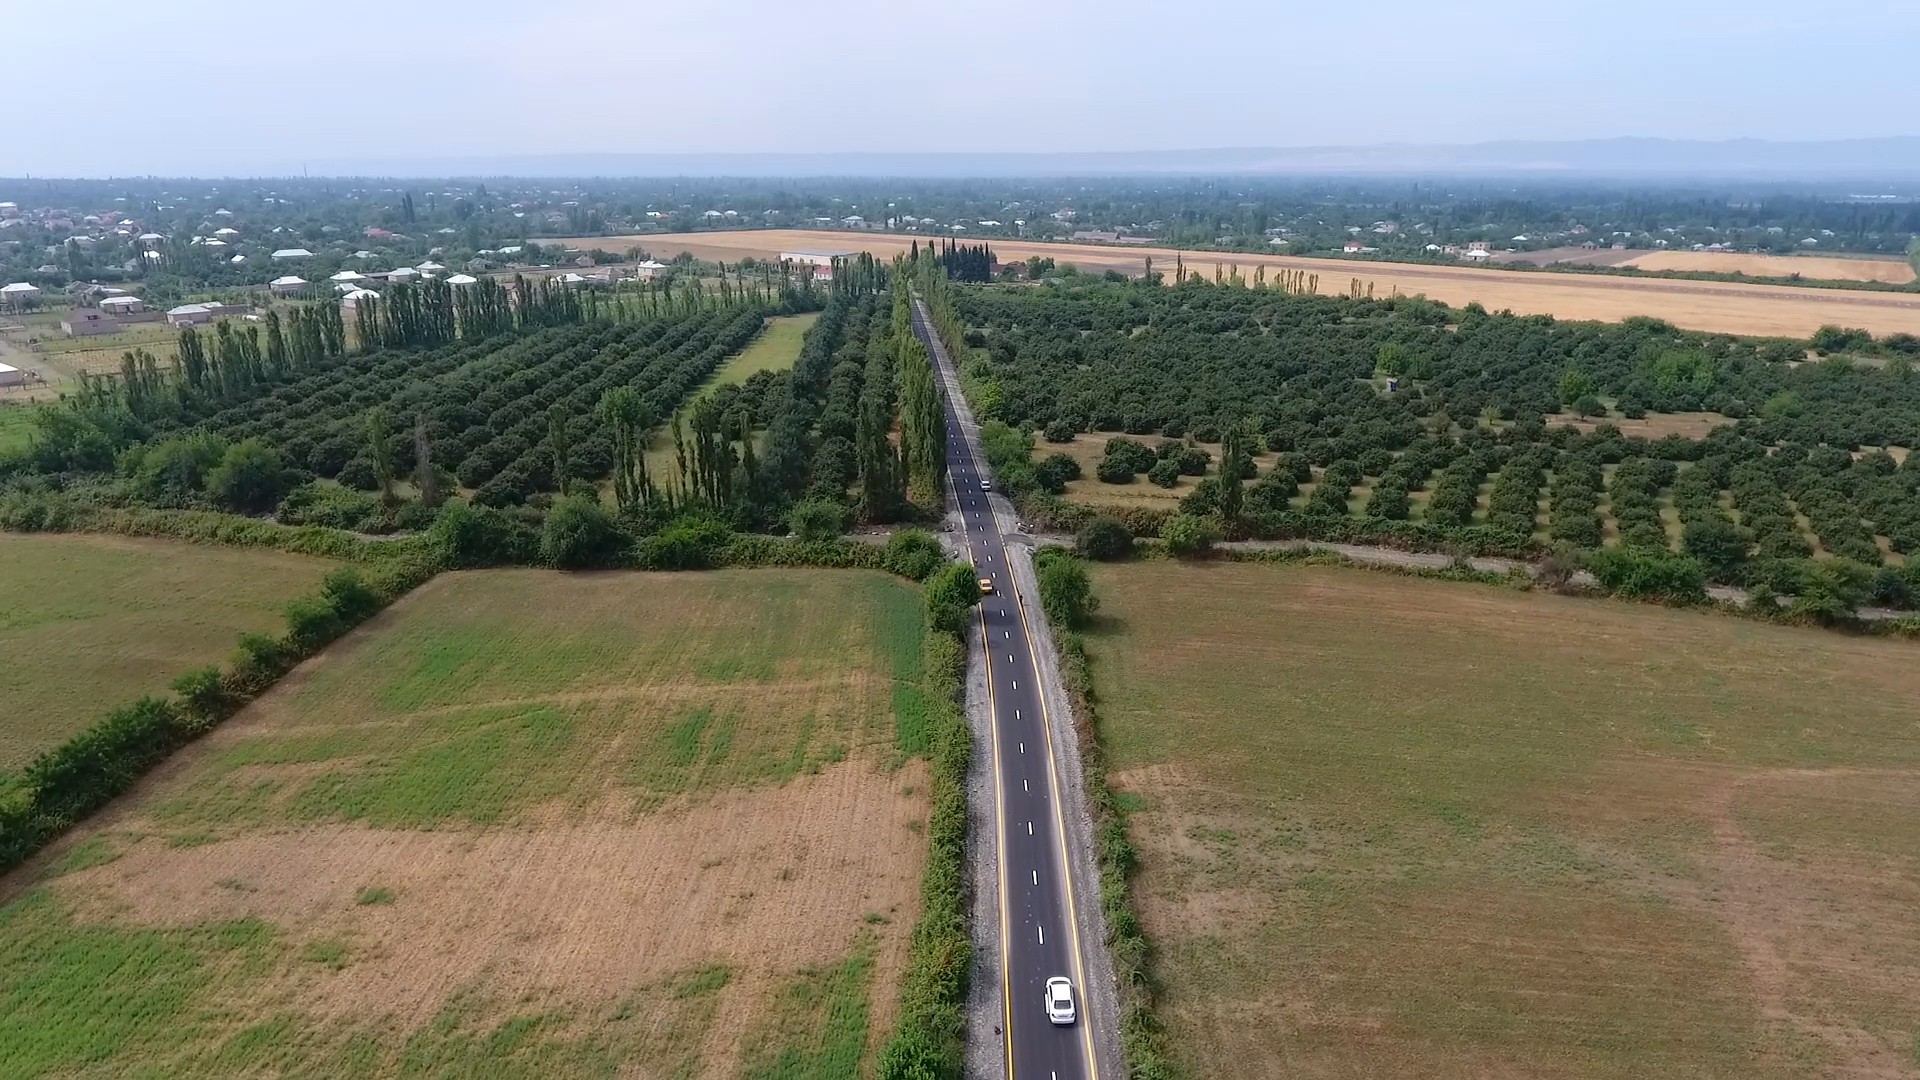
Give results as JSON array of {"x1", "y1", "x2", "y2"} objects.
[{"x1": 53, "y1": 758, "x2": 928, "y2": 1038}]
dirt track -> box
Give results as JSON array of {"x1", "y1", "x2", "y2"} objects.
[{"x1": 576, "y1": 229, "x2": 1920, "y2": 339}]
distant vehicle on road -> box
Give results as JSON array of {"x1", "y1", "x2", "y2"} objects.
[
  {"x1": 980, "y1": 478, "x2": 992, "y2": 491},
  {"x1": 978, "y1": 577, "x2": 995, "y2": 595},
  {"x1": 1045, "y1": 976, "x2": 1076, "y2": 1025}
]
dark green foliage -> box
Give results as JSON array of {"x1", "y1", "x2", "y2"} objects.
[
  {"x1": 206, "y1": 439, "x2": 291, "y2": 513},
  {"x1": 1034, "y1": 453, "x2": 1082, "y2": 494},
  {"x1": 1682, "y1": 518, "x2": 1751, "y2": 580},
  {"x1": 539, "y1": 494, "x2": 624, "y2": 569},
  {"x1": 1096, "y1": 455, "x2": 1137, "y2": 485},
  {"x1": 1365, "y1": 474, "x2": 1411, "y2": 520},
  {"x1": 1585, "y1": 547, "x2": 1707, "y2": 601},
  {"x1": 881, "y1": 529, "x2": 945, "y2": 581},
  {"x1": 1161, "y1": 513, "x2": 1219, "y2": 557},
  {"x1": 429, "y1": 502, "x2": 537, "y2": 567},
  {"x1": 787, "y1": 498, "x2": 849, "y2": 541},
  {"x1": 923, "y1": 562, "x2": 983, "y2": 635},
  {"x1": 1077, "y1": 516, "x2": 1135, "y2": 560},
  {"x1": 1034, "y1": 549, "x2": 1097, "y2": 629},
  {"x1": 635, "y1": 516, "x2": 732, "y2": 570},
  {"x1": 128, "y1": 432, "x2": 228, "y2": 505}
]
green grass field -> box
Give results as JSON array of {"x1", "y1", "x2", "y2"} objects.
[
  {"x1": 0, "y1": 568, "x2": 928, "y2": 1078},
  {"x1": 0, "y1": 533, "x2": 339, "y2": 772},
  {"x1": 1086, "y1": 560, "x2": 1920, "y2": 1079},
  {"x1": 0, "y1": 406, "x2": 36, "y2": 455},
  {"x1": 645, "y1": 312, "x2": 819, "y2": 480}
]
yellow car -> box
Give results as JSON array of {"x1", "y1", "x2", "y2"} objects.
[{"x1": 978, "y1": 577, "x2": 995, "y2": 595}]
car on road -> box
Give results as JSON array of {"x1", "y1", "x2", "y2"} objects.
[
  {"x1": 978, "y1": 577, "x2": 995, "y2": 595},
  {"x1": 1044, "y1": 976, "x2": 1076, "y2": 1025},
  {"x1": 980, "y1": 478, "x2": 992, "y2": 491}
]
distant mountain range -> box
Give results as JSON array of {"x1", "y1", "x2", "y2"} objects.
[{"x1": 310, "y1": 137, "x2": 1920, "y2": 181}]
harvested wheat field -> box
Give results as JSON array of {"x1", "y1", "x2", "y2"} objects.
[
  {"x1": 588, "y1": 229, "x2": 1920, "y2": 340},
  {"x1": 0, "y1": 568, "x2": 931, "y2": 1078},
  {"x1": 1623, "y1": 250, "x2": 1918, "y2": 285},
  {"x1": 1085, "y1": 560, "x2": 1920, "y2": 1080},
  {"x1": 0, "y1": 532, "x2": 339, "y2": 772}
]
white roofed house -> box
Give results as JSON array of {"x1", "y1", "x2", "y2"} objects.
[
  {"x1": 443, "y1": 273, "x2": 478, "y2": 286},
  {"x1": 339, "y1": 287, "x2": 380, "y2": 311},
  {"x1": 1, "y1": 281, "x2": 41, "y2": 309},
  {"x1": 100, "y1": 295, "x2": 146, "y2": 314},
  {"x1": 269, "y1": 275, "x2": 309, "y2": 297},
  {"x1": 385, "y1": 267, "x2": 420, "y2": 285},
  {"x1": 0, "y1": 362, "x2": 25, "y2": 389},
  {"x1": 166, "y1": 303, "x2": 214, "y2": 326},
  {"x1": 329, "y1": 269, "x2": 367, "y2": 284},
  {"x1": 270, "y1": 247, "x2": 314, "y2": 260},
  {"x1": 634, "y1": 259, "x2": 667, "y2": 282}
]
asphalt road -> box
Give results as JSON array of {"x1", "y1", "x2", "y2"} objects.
[{"x1": 912, "y1": 300, "x2": 1099, "y2": 1080}]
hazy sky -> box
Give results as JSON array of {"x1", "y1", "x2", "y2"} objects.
[{"x1": 3, "y1": 0, "x2": 1915, "y2": 176}]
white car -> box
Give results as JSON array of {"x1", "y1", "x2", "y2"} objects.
[
  {"x1": 1044, "y1": 976, "x2": 1076, "y2": 1026},
  {"x1": 980, "y1": 478, "x2": 992, "y2": 491}
]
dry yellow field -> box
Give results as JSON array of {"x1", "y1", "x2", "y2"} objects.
[
  {"x1": 578, "y1": 229, "x2": 1920, "y2": 339},
  {"x1": 1088, "y1": 560, "x2": 1920, "y2": 1079},
  {"x1": 1623, "y1": 250, "x2": 1917, "y2": 284}
]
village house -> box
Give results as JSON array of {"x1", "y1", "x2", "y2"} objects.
[
  {"x1": 61, "y1": 309, "x2": 120, "y2": 337},
  {"x1": 1, "y1": 282, "x2": 41, "y2": 309},
  {"x1": 269, "y1": 275, "x2": 309, "y2": 297},
  {"x1": 270, "y1": 247, "x2": 314, "y2": 260}
]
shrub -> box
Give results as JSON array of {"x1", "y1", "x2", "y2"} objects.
[
  {"x1": 430, "y1": 502, "x2": 536, "y2": 567},
  {"x1": 1034, "y1": 453, "x2": 1082, "y2": 493},
  {"x1": 1682, "y1": 518, "x2": 1749, "y2": 581},
  {"x1": 283, "y1": 594, "x2": 347, "y2": 652},
  {"x1": 636, "y1": 515, "x2": 731, "y2": 570},
  {"x1": 923, "y1": 561, "x2": 983, "y2": 636},
  {"x1": 1146, "y1": 458, "x2": 1181, "y2": 488},
  {"x1": 1096, "y1": 455, "x2": 1137, "y2": 485},
  {"x1": 169, "y1": 666, "x2": 233, "y2": 731},
  {"x1": 276, "y1": 481, "x2": 385, "y2": 532},
  {"x1": 787, "y1": 498, "x2": 849, "y2": 542},
  {"x1": 1077, "y1": 516, "x2": 1134, "y2": 560},
  {"x1": 1043, "y1": 418, "x2": 1077, "y2": 443},
  {"x1": 207, "y1": 439, "x2": 292, "y2": 513},
  {"x1": 540, "y1": 494, "x2": 625, "y2": 569},
  {"x1": 1585, "y1": 547, "x2": 1706, "y2": 602},
  {"x1": 1161, "y1": 513, "x2": 1220, "y2": 558},
  {"x1": 23, "y1": 697, "x2": 184, "y2": 824},
  {"x1": 1035, "y1": 549, "x2": 1097, "y2": 629},
  {"x1": 883, "y1": 529, "x2": 944, "y2": 581},
  {"x1": 131, "y1": 433, "x2": 229, "y2": 504}
]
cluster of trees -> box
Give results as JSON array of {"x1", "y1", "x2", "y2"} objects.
[
  {"x1": 957, "y1": 277, "x2": 1920, "y2": 607},
  {"x1": 959, "y1": 278, "x2": 1920, "y2": 450},
  {"x1": 909, "y1": 238, "x2": 997, "y2": 283}
]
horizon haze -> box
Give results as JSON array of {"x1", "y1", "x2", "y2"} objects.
[{"x1": 2, "y1": 0, "x2": 1917, "y2": 178}]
